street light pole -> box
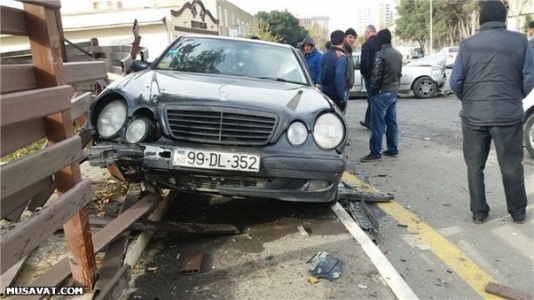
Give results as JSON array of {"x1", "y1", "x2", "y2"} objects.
[{"x1": 430, "y1": 0, "x2": 433, "y2": 54}]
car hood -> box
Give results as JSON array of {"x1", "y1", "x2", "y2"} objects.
[
  {"x1": 107, "y1": 70, "x2": 333, "y2": 114},
  {"x1": 406, "y1": 53, "x2": 447, "y2": 69}
]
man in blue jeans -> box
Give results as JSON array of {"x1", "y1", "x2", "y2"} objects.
[
  {"x1": 360, "y1": 29, "x2": 402, "y2": 162},
  {"x1": 359, "y1": 25, "x2": 379, "y2": 129}
]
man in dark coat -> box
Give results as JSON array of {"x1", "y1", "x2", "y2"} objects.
[
  {"x1": 450, "y1": 1, "x2": 534, "y2": 224},
  {"x1": 360, "y1": 29, "x2": 402, "y2": 163},
  {"x1": 359, "y1": 25, "x2": 379, "y2": 129},
  {"x1": 318, "y1": 30, "x2": 348, "y2": 112}
]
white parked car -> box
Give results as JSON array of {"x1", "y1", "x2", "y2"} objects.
[
  {"x1": 524, "y1": 90, "x2": 534, "y2": 158},
  {"x1": 350, "y1": 52, "x2": 446, "y2": 99},
  {"x1": 438, "y1": 46, "x2": 459, "y2": 68}
]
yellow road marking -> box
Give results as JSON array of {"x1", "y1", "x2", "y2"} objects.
[{"x1": 342, "y1": 172, "x2": 503, "y2": 299}]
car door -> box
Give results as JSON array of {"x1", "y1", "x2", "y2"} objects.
[{"x1": 351, "y1": 53, "x2": 364, "y2": 93}]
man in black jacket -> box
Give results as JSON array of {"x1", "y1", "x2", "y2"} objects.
[
  {"x1": 360, "y1": 29, "x2": 402, "y2": 163},
  {"x1": 450, "y1": 1, "x2": 534, "y2": 224},
  {"x1": 359, "y1": 25, "x2": 379, "y2": 129}
]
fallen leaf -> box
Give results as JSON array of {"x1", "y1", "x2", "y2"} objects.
[{"x1": 307, "y1": 276, "x2": 319, "y2": 284}]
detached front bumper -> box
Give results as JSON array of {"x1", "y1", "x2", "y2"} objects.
[{"x1": 87, "y1": 143, "x2": 346, "y2": 202}]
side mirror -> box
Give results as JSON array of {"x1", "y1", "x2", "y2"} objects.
[{"x1": 131, "y1": 60, "x2": 151, "y2": 72}]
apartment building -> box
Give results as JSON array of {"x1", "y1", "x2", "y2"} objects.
[
  {"x1": 354, "y1": 1, "x2": 393, "y2": 35},
  {"x1": 298, "y1": 16, "x2": 330, "y2": 32}
]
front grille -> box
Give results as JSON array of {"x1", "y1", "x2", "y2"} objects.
[
  {"x1": 166, "y1": 107, "x2": 277, "y2": 146},
  {"x1": 169, "y1": 174, "x2": 269, "y2": 192}
]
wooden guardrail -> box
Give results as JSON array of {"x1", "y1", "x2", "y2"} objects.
[{"x1": 0, "y1": 0, "x2": 107, "y2": 290}]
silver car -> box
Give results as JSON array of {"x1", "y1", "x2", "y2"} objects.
[{"x1": 350, "y1": 52, "x2": 446, "y2": 99}]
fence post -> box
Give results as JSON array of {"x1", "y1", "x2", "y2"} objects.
[{"x1": 22, "y1": 2, "x2": 96, "y2": 287}]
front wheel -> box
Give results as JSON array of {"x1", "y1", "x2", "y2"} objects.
[
  {"x1": 413, "y1": 77, "x2": 437, "y2": 99},
  {"x1": 524, "y1": 113, "x2": 534, "y2": 158}
]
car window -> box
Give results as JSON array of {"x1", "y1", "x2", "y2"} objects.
[
  {"x1": 155, "y1": 37, "x2": 307, "y2": 84},
  {"x1": 449, "y1": 47, "x2": 459, "y2": 53}
]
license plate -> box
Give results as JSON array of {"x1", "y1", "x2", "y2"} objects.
[{"x1": 173, "y1": 148, "x2": 260, "y2": 172}]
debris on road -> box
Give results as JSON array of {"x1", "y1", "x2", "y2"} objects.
[
  {"x1": 180, "y1": 252, "x2": 203, "y2": 275},
  {"x1": 485, "y1": 282, "x2": 534, "y2": 300},
  {"x1": 307, "y1": 251, "x2": 343, "y2": 281},
  {"x1": 416, "y1": 244, "x2": 431, "y2": 251},
  {"x1": 343, "y1": 200, "x2": 379, "y2": 232},
  {"x1": 297, "y1": 225, "x2": 309, "y2": 237}
]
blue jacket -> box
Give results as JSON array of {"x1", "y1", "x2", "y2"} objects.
[
  {"x1": 450, "y1": 22, "x2": 534, "y2": 126},
  {"x1": 305, "y1": 47, "x2": 322, "y2": 84},
  {"x1": 319, "y1": 46, "x2": 347, "y2": 102}
]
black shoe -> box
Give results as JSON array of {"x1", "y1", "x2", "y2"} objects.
[
  {"x1": 360, "y1": 154, "x2": 381, "y2": 163},
  {"x1": 472, "y1": 214, "x2": 488, "y2": 224},
  {"x1": 382, "y1": 151, "x2": 398, "y2": 158},
  {"x1": 359, "y1": 121, "x2": 370, "y2": 129},
  {"x1": 512, "y1": 215, "x2": 526, "y2": 224}
]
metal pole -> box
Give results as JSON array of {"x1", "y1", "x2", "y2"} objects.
[{"x1": 430, "y1": 0, "x2": 433, "y2": 54}]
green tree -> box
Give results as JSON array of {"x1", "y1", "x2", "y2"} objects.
[
  {"x1": 248, "y1": 19, "x2": 283, "y2": 42},
  {"x1": 307, "y1": 23, "x2": 328, "y2": 51},
  {"x1": 396, "y1": 0, "x2": 482, "y2": 51},
  {"x1": 522, "y1": 14, "x2": 533, "y2": 33},
  {"x1": 256, "y1": 10, "x2": 308, "y2": 46}
]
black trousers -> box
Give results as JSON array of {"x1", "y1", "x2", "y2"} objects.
[{"x1": 462, "y1": 121, "x2": 527, "y2": 217}]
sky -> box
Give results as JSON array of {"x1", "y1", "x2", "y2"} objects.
[{"x1": 226, "y1": 0, "x2": 377, "y2": 34}]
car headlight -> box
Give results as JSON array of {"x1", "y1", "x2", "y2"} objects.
[
  {"x1": 125, "y1": 117, "x2": 149, "y2": 144},
  {"x1": 313, "y1": 113, "x2": 345, "y2": 149},
  {"x1": 287, "y1": 122, "x2": 308, "y2": 146},
  {"x1": 97, "y1": 100, "x2": 127, "y2": 138}
]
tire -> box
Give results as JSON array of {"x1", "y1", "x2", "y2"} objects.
[
  {"x1": 524, "y1": 113, "x2": 534, "y2": 158},
  {"x1": 413, "y1": 77, "x2": 437, "y2": 99}
]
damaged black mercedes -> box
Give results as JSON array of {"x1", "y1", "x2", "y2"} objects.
[{"x1": 86, "y1": 35, "x2": 348, "y2": 202}]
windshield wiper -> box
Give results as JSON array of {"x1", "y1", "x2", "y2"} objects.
[{"x1": 250, "y1": 76, "x2": 307, "y2": 85}]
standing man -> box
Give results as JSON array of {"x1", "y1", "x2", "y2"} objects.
[
  {"x1": 450, "y1": 1, "x2": 534, "y2": 224},
  {"x1": 359, "y1": 25, "x2": 380, "y2": 129},
  {"x1": 318, "y1": 30, "x2": 348, "y2": 112},
  {"x1": 360, "y1": 29, "x2": 402, "y2": 163},
  {"x1": 300, "y1": 36, "x2": 323, "y2": 85},
  {"x1": 342, "y1": 28, "x2": 357, "y2": 105},
  {"x1": 529, "y1": 21, "x2": 534, "y2": 51}
]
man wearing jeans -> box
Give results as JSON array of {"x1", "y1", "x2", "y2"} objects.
[
  {"x1": 359, "y1": 25, "x2": 379, "y2": 129},
  {"x1": 450, "y1": 1, "x2": 534, "y2": 224},
  {"x1": 360, "y1": 29, "x2": 402, "y2": 163}
]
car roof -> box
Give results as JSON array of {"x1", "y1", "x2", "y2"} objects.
[{"x1": 175, "y1": 34, "x2": 294, "y2": 49}]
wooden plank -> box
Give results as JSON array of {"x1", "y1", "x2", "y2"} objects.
[
  {"x1": 0, "y1": 256, "x2": 29, "y2": 293},
  {"x1": 0, "y1": 85, "x2": 74, "y2": 128},
  {"x1": 93, "y1": 184, "x2": 141, "y2": 297},
  {"x1": 91, "y1": 45, "x2": 133, "y2": 54},
  {"x1": 3, "y1": 204, "x2": 27, "y2": 223},
  {"x1": 0, "y1": 119, "x2": 46, "y2": 157},
  {"x1": 24, "y1": 2, "x2": 96, "y2": 286},
  {"x1": 27, "y1": 176, "x2": 57, "y2": 212},
  {"x1": 0, "y1": 64, "x2": 37, "y2": 94},
  {"x1": 0, "y1": 135, "x2": 84, "y2": 199},
  {"x1": 0, "y1": 176, "x2": 52, "y2": 221},
  {"x1": 0, "y1": 5, "x2": 27, "y2": 36},
  {"x1": 0, "y1": 179, "x2": 93, "y2": 274},
  {"x1": 70, "y1": 92, "x2": 94, "y2": 120},
  {"x1": 19, "y1": 193, "x2": 162, "y2": 299},
  {"x1": 485, "y1": 282, "x2": 534, "y2": 300},
  {"x1": 63, "y1": 61, "x2": 107, "y2": 84}
]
